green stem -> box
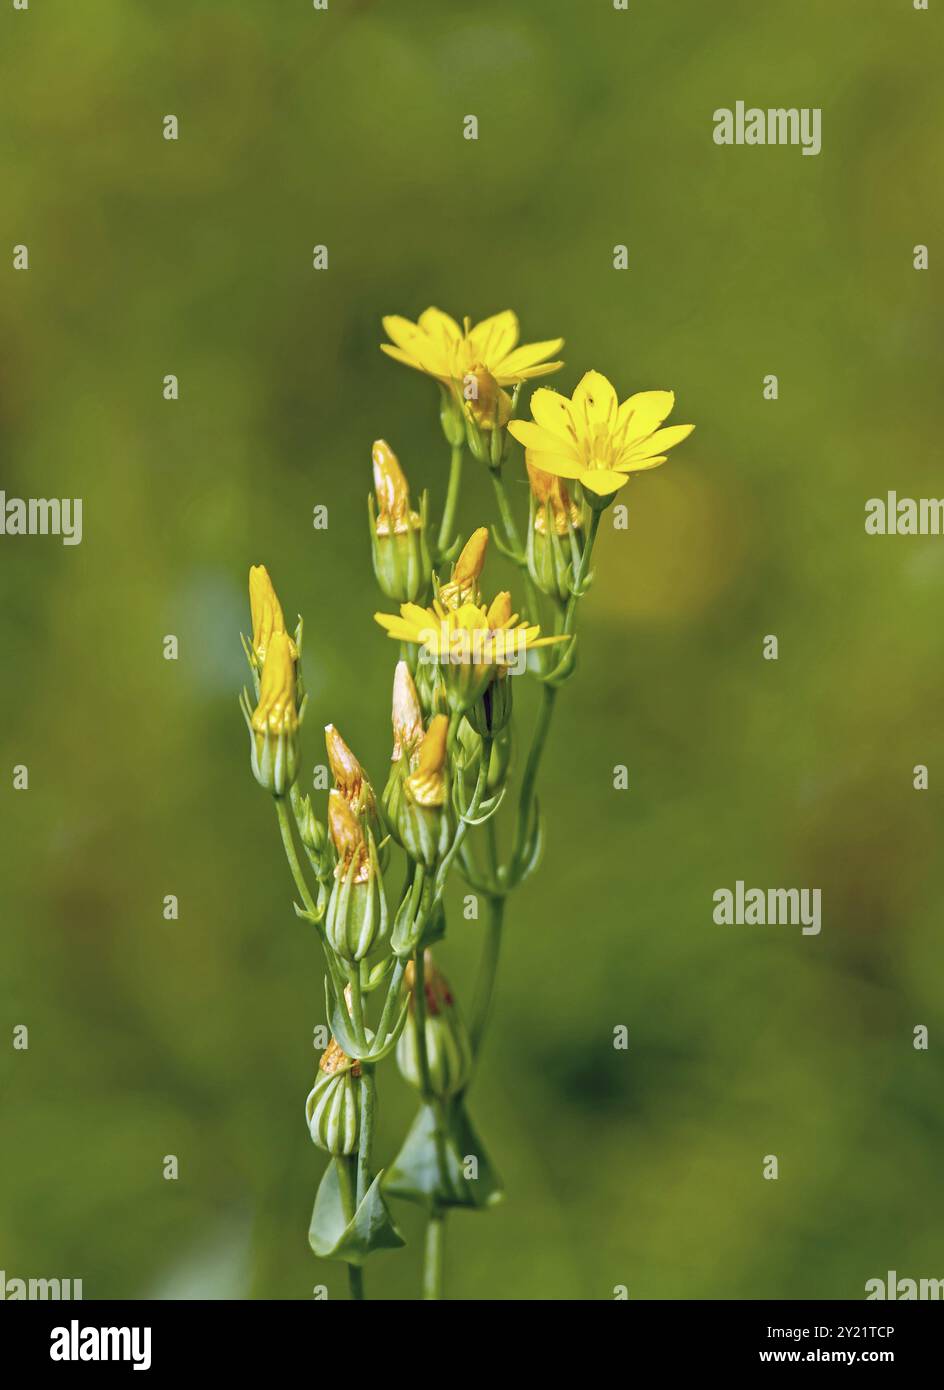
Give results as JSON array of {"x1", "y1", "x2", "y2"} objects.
[
  {"x1": 563, "y1": 508, "x2": 602, "y2": 634},
  {"x1": 423, "y1": 1206, "x2": 446, "y2": 1300},
  {"x1": 490, "y1": 467, "x2": 523, "y2": 555},
  {"x1": 413, "y1": 948, "x2": 453, "y2": 1297},
  {"x1": 275, "y1": 797, "x2": 320, "y2": 917},
  {"x1": 437, "y1": 444, "x2": 463, "y2": 557},
  {"x1": 334, "y1": 1157, "x2": 365, "y2": 1300},
  {"x1": 509, "y1": 684, "x2": 557, "y2": 881},
  {"x1": 470, "y1": 895, "x2": 504, "y2": 1061},
  {"x1": 356, "y1": 1067, "x2": 376, "y2": 1206}
]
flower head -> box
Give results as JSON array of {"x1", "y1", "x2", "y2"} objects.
[
  {"x1": 374, "y1": 582, "x2": 565, "y2": 714},
  {"x1": 509, "y1": 370, "x2": 694, "y2": 501},
  {"x1": 381, "y1": 308, "x2": 563, "y2": 388}
]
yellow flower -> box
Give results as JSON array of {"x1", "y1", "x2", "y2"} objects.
[
  {"x1": 508, "y1": 370, "x2": 694, "y2": 498},
  {"x1": 251, "y1": 630, "x2": 299, "y2": 737},
  {"x1": 381, "y1": 308, "x2": 563, "y2": 387},
  {"x1": 249, "y1": 564, "x2": 297, "y2": 664},
  {"x1": 374, "y1": 586, "x2": 565, "y2": 713}
]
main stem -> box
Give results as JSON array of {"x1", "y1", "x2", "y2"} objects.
[
  {"x1": 423, "y1": 1207, "x2": 446, "y2": 1300},
  {"x1": 335, "y1": 1157, "x2": 365, "y2": 1301},
  {"x1": 413, "y1": 947, "x2": 452, "y2": 1299}
]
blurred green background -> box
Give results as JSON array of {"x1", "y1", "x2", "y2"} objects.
[{"x1": 2, "y1": 0, "x2": 942, "y2": 1300}]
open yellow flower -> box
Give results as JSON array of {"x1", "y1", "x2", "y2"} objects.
[
  {"x1": 508, "y1": 370, "x2": 694, "y2": 498},
  {"x1": 380, "y1": 308, "x2": 563, "y2": 388},
  {"x1": 374, "y1": 589, "x2": 565, "y2": 713}
]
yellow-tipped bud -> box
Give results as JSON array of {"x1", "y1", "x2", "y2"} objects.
[
  {"x1": 463, "y1": 363, "x2": 512, "y2": 431},
  {"x1": 439, "y1": 527, "x2": 489, "y2": 608},
  {"x1": 249, "y1": 564, "x2": 296, "y2": 664},
  {"x1": 325, "y1": 724, "x2": 375, "y2": 816},
  {"x1": 251, "y1": 630, "x2": 299, "y2": 736},
  {"x1": 391, "y1": 660, "x2": 424, "y2": 762},
  {"x1": 372, "y1": 440, "x2": 420, "y2": 536},
  {"x1": 327, "y1": 788, "x2": 370, "y2": 884},
  {"x1": 485, "y1": 590, "x2": 513, "y2": 629},
  {"x1": 405, "y1": 714, "x2": 449, "y2": 808},
  {"x1": 527, "y1": 462, "x2": 582, "y2": 537}
]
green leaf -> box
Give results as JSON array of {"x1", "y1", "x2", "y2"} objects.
[
  {"x1": 309, "y1": 1162, "x2": 406, "y2": 1266},
  {"x1": 383, "y1": 1100, "x2": 503, "y2": 1210}
]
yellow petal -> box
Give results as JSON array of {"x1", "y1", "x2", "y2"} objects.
[
  {"x1": 525, "y1": 450, "x2": 584, "y2": 480},
  {"x1": 380, "y1": 343, "x2": 423, "y2": 370},
  {"x1": 572, "y1": 371, "x2": 618, "y2": 428},
  {"x1": 507, "y1": 360, "x2": 565, "y2": 383},
  {"x1": 580, "y1": 468, "x2": 628, "y2": 496},
  {"x1": 622, "y1": 423, "x2": 695, "y2": 460},
  {"x1": 614, "y1": 455, "x2": 667, "y2": 474},
  {"x1": 418, "y1": 307, "x2": 462, "y2": 342},
  {"x1": 529, "y1": 387, "x2": 575, "y2": 439},
  {"x1": 617, "y1": 390, "x2": 675, "y2": 441},
  {"x1": 382, "y1": 315, "x2": 422, "y2": 351},
  {"x1": 494, "y1": 338, "x2": 564, "y2": 378},
  {"x1": 468, "y1": 310, "x2": 519, "y2": 363},
  {"x1": 508, "y1": 419, "x2": 574, "y2": 454}
]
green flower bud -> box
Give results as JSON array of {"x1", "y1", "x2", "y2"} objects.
[
  {"x1": 525, "y1": 462, "x2": 584, "y2": 603},
  {"x1": 368, "y1": 440, "x2": 432, "y2": 603},
  {"x1": 465, "y1": 672, "x2": 512, "y2": 739},
  {"x1": 306, "y1": 1039, "x2": 361, "y2": 1155},
  {"x1": 397, "y1": 953, "x2": 472, "y2": 1101},
  {"x1": 241, "y1": 630, "x2": 302, "y2": 798},
  {"x1": 439, "y1": 385, "x2": 466, "y2": 448},
  {"x1": 325, "y1": 792, "x2": 390, "y2": 963},
  {"x1": 397, "y1": 716, "x2": 453, "y2": 869},
  {"x1": 291, "y1": 785, "x2": 331, "y2": 878}
]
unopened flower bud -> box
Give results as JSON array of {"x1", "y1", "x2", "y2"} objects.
[
  {"x1": 248, "y1": 564, "x2": 297, "y2": 667},
  {"x1": 245, "y1": 630, "x2": 301, "y2": 796},
  {"x1": 438, "y1": 527, "x2": 489, "y2": 609},
  {"x1": 525, "y1": 462, "x2": 584, "y2": 602},
  {"x1": 325, "y1": 723, "x2": 376, "y2": 819},
  {"x1": 306, "y1": 1038, "x2": 362, "y2": 1155},
  {"x1": 369, "y1": 440, "x2": 431, "y2": 603},
  {"x1": 396, "y1": 952, "x2": 473, "y2": 1100},
  {"x1": 325, "y1": 790, "x2": 390, "y2": 963},
  {"x1": 382, "y1": 662, "x2": 425, "y2": 848},
  {"x1": 398, "y1": 715, "x2": 452, "y2": 867},
  {"x1": 291, "y1": 784, "x2": 331, "y2": 877}
]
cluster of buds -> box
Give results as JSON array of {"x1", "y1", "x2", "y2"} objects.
[{"x1": 396, "y1": 952, "x2": 472, "y2": 1101}]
